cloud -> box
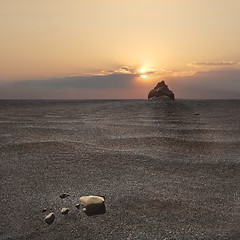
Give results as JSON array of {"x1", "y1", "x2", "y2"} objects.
[
  {"x1": 101, "y1": 66, "x2": 160, "y2": 77},
  {"x1": 188, "y1": 61, "x2": 238, "y2": 67},
  {"x1": 119, "y1": 66, "x2": 133, "y2": 73},
  {"x1": 13, "y1": 73, "x2": 137, "y2": 89},
  {"x1": 1, "y1": 67, "x2": 240, "y2": 99},
  {"x1": 101, "y1": 66, "x2": 136, "y2": 75},
  {"x1": 166, "y1": 68, "x2": 240, "y2": 99},
  {"x1": 0, "y1": 72, "x2": 146, "y2": 99}
]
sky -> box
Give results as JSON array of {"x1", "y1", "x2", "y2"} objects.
[{"x1": 0, "y1": 0, "x2": 240, "y2": 99}]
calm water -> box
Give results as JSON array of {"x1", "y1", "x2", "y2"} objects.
[{"x1": 0, "y1": 100, "x2": 240, "y2": 239}]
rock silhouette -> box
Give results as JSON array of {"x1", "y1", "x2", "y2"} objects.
[{"x1": 148, "y1": 81, "x2": 175, "y2": 100}]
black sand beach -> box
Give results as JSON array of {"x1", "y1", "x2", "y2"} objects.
[{"x1": 0, "y1": 100, "x2": 240, "y2": 239}]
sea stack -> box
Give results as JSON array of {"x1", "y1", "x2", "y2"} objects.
[{"x1": 148, "y1": 81, "x2": 175, "y2": 100}]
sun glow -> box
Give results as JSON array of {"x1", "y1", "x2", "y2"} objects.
[
  {"x1": 139, "y1": 67, "x2": 149, "y2": 79},
  {"x1": 141, "y1": 74, "x2": 147, "y2": 79},
  {"x1": 137, "y1": 65, "x2": 157, "y2": 84},
  {"x1": 139, "y1": 68, "x2": 147, "y2": 74}
]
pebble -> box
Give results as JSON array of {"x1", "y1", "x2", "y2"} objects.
[
  {"x1": 61, "y1": 208, "x2": 70, "y2": 215},
  {"x1": 75, "y1": 203, "x2": 80, "y2": 209},
  {"x1": 44, "y1": 213, "x2": 55, "y2": 225},
  {"x1": 60, "y1": 193, "x2": 70, "y2": 199},
  {"x1": 42, "y1": 208, "x2": 47, "y2": 213}
]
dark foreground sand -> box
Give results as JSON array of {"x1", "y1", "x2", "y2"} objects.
[{"x1": 0, "y1": 100, "x2": 240, "y2": 239}]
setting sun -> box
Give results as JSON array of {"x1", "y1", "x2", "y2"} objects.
[
  {"x1": 138, "y1": 66, "x2": 155, "y2": 80},
  {"x1": 139, "y1": 68, "x2": 147, "y2": 74},
  {"x1": 139, "y1": 67, "x2": 148, "y2": 79}
]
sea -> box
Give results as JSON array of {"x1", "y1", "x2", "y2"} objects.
[{"x1": 0, "y1": 99, "x2": 240, "y2": 240}]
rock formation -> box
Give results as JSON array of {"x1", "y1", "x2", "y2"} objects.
[{"x1": 148, "y1": 81, "x2": 175, "y2": 100}]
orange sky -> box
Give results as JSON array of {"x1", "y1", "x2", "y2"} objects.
[{"x1": 0, "y1": 0, "x2": 240, "y2": 99}]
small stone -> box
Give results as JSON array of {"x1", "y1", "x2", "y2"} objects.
[
  {"x1": 195, "y1": 112, "x2": 200, "y2": 115},
  {"x1": 75, "y1": 203, "x2": 80, "y2": 209},
  {"x1": 61, "y1": 208, "x2": 70, "y2": 215},
  {"x1": 60, "y1": 193, "x2": 70, "y2": 199},
  {"x1": 44, "y1": 213, "x2": 55, "y2": 225},
  {"x1": 80, "y1": 195, "x2": 105, "y2": 215},
  {"x1": 42, "y1": 208, "x2": 47, "y2": 213}
]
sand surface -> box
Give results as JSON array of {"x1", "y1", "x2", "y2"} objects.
[{"x1": 0, "y1": 100, "x2": 240, "y2": 239}]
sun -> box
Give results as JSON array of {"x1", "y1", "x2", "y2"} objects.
[
  {"x1": 139, "y1": 68, "x2": 147, "y2": 74},
  {"x1": 139, "y1": 67, "x2": 148, "y2": 79},
  {"x1": 137, "y1": 66, "x2": 156, "y2": 82}
]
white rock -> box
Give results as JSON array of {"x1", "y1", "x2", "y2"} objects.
[
  {"x1": 80, "y1": 195, "x2": 105, "y2": 213},
  {"x1": 44, "y1": 213, "x2": 55, "y2": 225}
]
